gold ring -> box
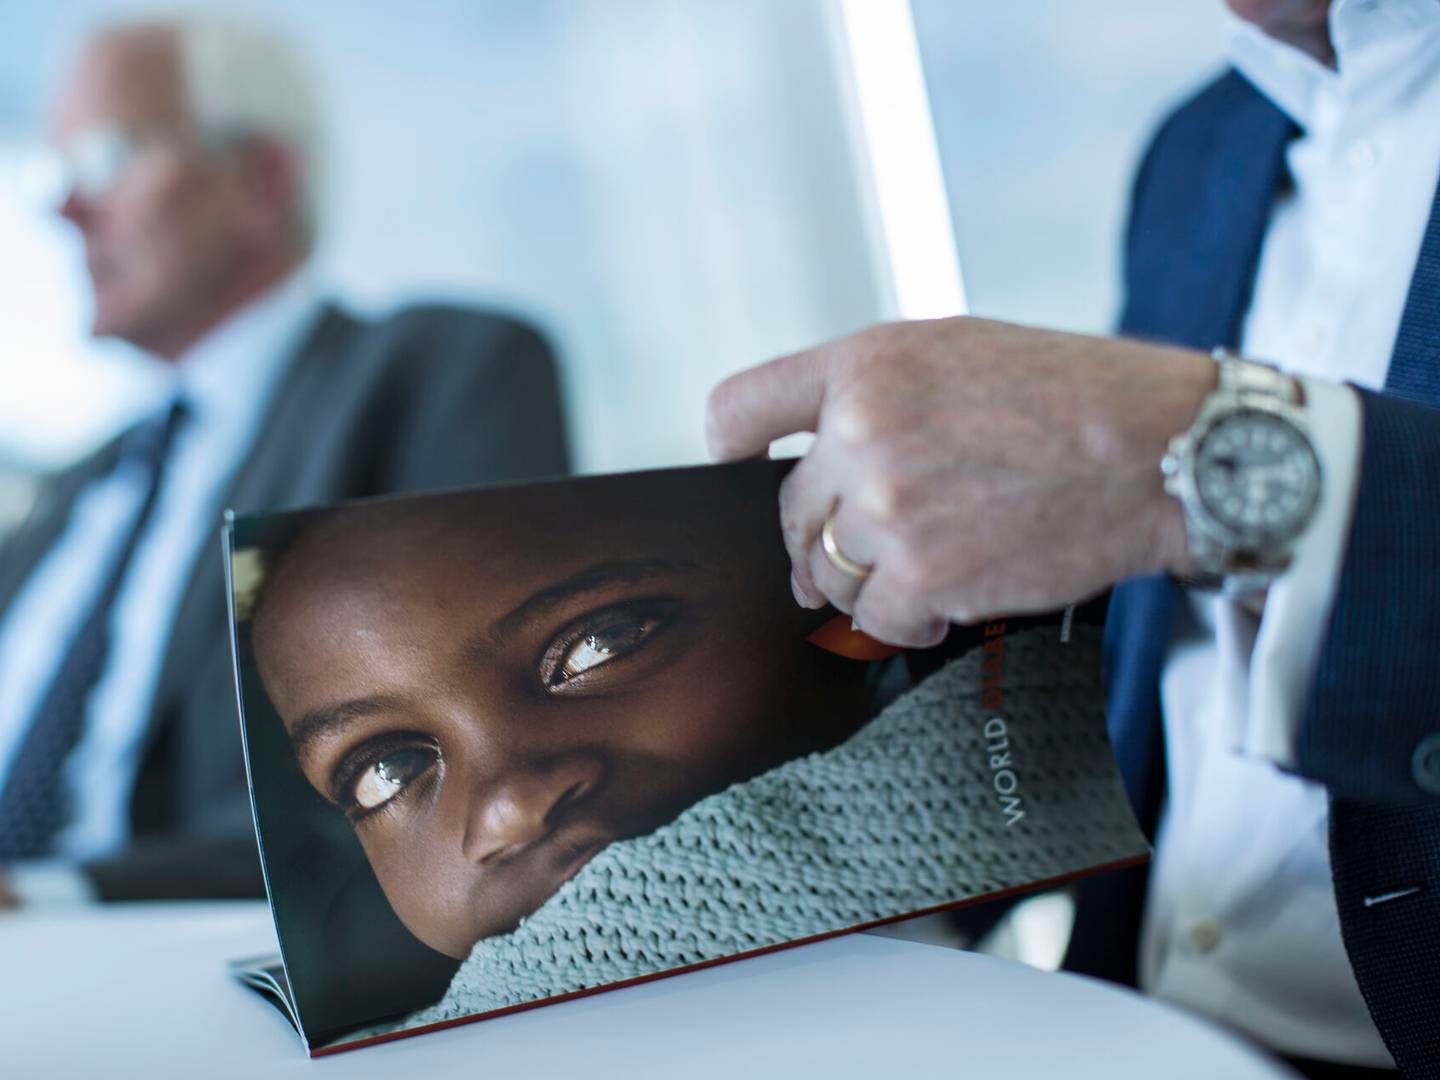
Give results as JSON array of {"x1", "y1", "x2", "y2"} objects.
[{"x1": 821, "y1": 508, "x2": 872, "y2": 580}]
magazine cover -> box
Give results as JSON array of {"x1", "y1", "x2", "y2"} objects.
[{"x1": 224, "y1": 459, "x2": 1149, "y2": 1054}]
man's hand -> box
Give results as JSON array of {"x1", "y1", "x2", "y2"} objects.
[{"x1": 706, "y1": 316, "x2": 1216, "y2": 647}]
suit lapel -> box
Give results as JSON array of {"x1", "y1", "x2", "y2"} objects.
[
  {"x1": 0, "y1": 442, "x2": 125, "y2": 614},
  {"x1": 1176, "y1": 92, "x2": 1297, "y2": 351},
  {"x1": 1120, "y1": 75, "x2": 1297, "y2": 350},
  {"x1": 1384, "y1": 178, "x2": 1440, "y2": 406},
  {"x1": 142, "y1": 305, "x2": 356, "y2": 737},
  {"x1": 217, "y1": 304, "x2": 356, "y2": 514}
]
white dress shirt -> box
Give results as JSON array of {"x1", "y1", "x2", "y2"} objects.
[
  {"x1": 0, "y1": 270, "x2": 320, "y2": 893},
  {"x1": 1141, "y1": 0, "x2": 1440, "y2": 1066}
]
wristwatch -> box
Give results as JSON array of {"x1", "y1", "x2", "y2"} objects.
[{"x1": 1160, "y1": 348, "x2": 1322, "y2": 591}]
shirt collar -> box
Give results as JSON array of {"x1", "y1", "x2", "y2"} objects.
[
  {"x1": 1228, "y1": 0, "x2": 1440, "y2": 132},
  {"x1": 157, "y1": 266, "x2": 322, "y2": 434}
]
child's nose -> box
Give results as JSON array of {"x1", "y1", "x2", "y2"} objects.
[{"x1": 460, "y1": 752, "x2": 605, "y2": 866}]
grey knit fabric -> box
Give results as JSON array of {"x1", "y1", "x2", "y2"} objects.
[{"x1": 359, "y1": 625, "x2": 1146, "y2": 1039}]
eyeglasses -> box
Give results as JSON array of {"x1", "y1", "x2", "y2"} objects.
[
  {"x1": 19, "y1": 125, "x2": 204, "y2": 208},
  {"x1": 10, "y1": 127, "x2": 147, "y2": 209},
  {"x1": 48, "y1": 126, "x2": 153, "y2": 203}
]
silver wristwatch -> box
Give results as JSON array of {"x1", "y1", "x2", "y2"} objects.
[{"x1": 1160, "y1": 349, "x2": 1322, "y2": 591}]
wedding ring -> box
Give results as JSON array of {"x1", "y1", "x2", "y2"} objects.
[{"x1": 821, "y1": 507, "x2": 872, "y2": 580}]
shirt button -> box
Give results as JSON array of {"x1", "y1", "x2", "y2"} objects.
[
  {"x1": 1345, "y1": 138, "x2": 1379, "y2": 173},
  {"x1": 1413, "y1": 733, "x2": 1440, "y2": 795},
  {"x1": 1187, "y1": 918, "x2": 1223, "y2": 955}
]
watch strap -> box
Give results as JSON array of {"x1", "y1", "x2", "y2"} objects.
[{"x1": 1213, "y1": 347, "x2": 1300, "y2": 403}]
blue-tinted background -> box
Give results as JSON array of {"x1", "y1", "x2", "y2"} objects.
[{"x1": 0, "y1": 0, "x2": 1226, "y2": 516}]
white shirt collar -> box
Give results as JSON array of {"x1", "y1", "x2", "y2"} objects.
[{"x1": 1228, "y1": 0, "x2": 1440, "y2": 133}]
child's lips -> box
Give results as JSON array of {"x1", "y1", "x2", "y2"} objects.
[
  {"x1": 549, "y1": 833, "x2": 609, "y2": 889},
  {"x1": 484, "y1": 818, "x2": 608, "y2": 883}
]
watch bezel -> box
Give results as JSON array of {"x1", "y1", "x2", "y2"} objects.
[
  {"x1": 1162, "y1": 387, "x2": 1322, "y2": 566},
  {"x1": 1193, "y1": 405, "x2": 1321, "y2": 546}
]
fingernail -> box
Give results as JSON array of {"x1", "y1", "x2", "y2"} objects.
[
  {"x1": 791, "y1": 572, "x2": 826, "y2": 609},
  {"x1": 791, "y1": 571, "x2": 810, "y2": 607}
]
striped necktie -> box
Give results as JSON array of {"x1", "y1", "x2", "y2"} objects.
[{"x1": 0, "y1": 399, "x2": 187, "y2": 860}]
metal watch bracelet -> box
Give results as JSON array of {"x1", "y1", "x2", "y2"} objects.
[{"x1": 1161, "y1": 349, "x2": 1317, "y2": 595}]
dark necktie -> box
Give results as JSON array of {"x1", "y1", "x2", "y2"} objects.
[{"x1": 0, "y1": 399, "x2": 186, "y2": 860}]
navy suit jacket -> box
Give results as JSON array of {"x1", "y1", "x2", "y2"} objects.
[{"x1": 1070, "y1": 71, "x2": 1440, "y2": 1077}]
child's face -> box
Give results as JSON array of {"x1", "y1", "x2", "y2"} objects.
[{"x1": 252, "y1": 483, "x2": 864, "y2": 959}]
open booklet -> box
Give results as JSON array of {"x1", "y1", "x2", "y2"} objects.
[{"x1": 223, "y1": 459, "x2": 1149, "y2": 1056}]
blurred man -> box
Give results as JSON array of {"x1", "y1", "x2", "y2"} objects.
[{"x1": 0, "y1": 17, "x2": 569, "y2": 905}]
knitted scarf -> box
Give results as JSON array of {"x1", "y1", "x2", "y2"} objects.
[{"x1": 360, "y1": 625, "x2": 1146, "y2": 1037}]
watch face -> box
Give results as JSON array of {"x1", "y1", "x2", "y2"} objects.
[{"x1": 1195, "y1": 409, "x2": 1320, "y2": 543}]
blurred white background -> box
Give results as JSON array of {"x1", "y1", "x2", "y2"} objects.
[
  {"x1": 913, "y1": 1, "x2": 1228, "y2": 331},
  {"x1": 2, "y1": 1, "x2": 888, "y2": 486},
  {"x1": 0, "y1": 0, "x2": 1227, "y2": 497}
]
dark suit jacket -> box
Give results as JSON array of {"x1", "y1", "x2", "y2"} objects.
[
  {"x1": 0, "y1": 301, "x2": 570, "y2": 902},
  {"x1": 1069, "y1": 71, "x2": 1440, "y2": 1078}
]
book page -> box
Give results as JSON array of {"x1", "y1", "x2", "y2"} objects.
[{"x1": 224, "y1": 460, "x2": 1148, "y2": 1054}]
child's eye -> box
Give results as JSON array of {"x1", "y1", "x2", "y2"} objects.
[
  {"x1": 558, "y1": 620, "x2": 656, "y2": 681},
  {"x1": 350, "y1": 746, "x2": 437, "y2": 811},
  {"x1": 541, "y1": 602, "x2": 676, "y2": 690}
]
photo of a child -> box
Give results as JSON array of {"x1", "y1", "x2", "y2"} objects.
[{"x1": 229, "y1": 461, "x2": 1146, "y2": 1050}]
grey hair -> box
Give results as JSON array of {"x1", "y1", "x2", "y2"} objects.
[{"x1": 172, "y1": 13, "x2": 326, "y2": 253}]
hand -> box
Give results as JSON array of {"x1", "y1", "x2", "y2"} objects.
[{"x1": 706, "y1": 316, "x2": 1215, "y2": 646}]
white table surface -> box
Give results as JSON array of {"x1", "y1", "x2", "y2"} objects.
[{"x1": 2, "y1": 902, "x2": 1296, "y2": 1079}]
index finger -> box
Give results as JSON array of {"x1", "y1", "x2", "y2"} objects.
[{"x1": 705, "y1": 347, "x2": 827, "y2": 461}]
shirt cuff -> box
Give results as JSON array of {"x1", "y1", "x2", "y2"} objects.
[
  {"x1": 1243, "y1": 376, "x2": 1363, "y2": 766},
  {"x1": 6, "y1": 860, "x2": 100, "y2": 908}
]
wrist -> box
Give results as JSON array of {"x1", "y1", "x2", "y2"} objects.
[
  {"x1": 1140, "y1": 348, "x2": 1216, "y2": 577},
  {"x1": 1154, "y1": 491, "x2": 1196, "y2": 578}
]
